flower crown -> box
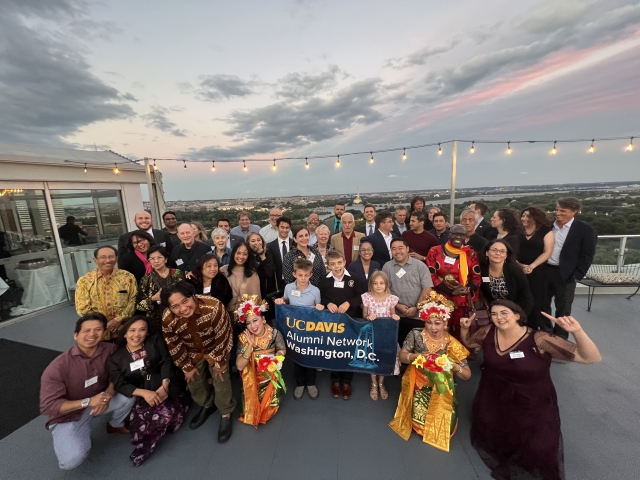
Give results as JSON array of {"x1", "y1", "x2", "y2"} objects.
[
  {"x1": 417, "y1": 291, "x2": 455, "y2": 322},
  {"x1": 236, "y1": 294, "x2": 269, "y2": 323}
]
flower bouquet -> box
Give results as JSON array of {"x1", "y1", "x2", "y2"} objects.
[
  {"x1": 412, "y1": 353, "x2": 455, "y2": 394},
  {"x1": 256, "y1": 355, "x2": 286, "y2": 392}
]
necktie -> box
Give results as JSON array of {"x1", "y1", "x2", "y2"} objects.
[
  {"x1": 335, "y1": 219, "x2": 341, "y2": 233},
  {"x1": 368, "y1": 225, "x2": 373, "y2": 236},
  {"x1": 282, "y1": 240, "x2": 288, "y2": 258}
]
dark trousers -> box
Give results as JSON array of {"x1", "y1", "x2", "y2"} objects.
[
  {"x1": 526, "y1": 264, "x2": 549, "y2": 331},
  {"x1": 542, "y1": 265, "x2": 576, "y2": 339},
  {"x1": 330, "y1": 371, "x2": 353, "y2": 385},
  {"x1": 294, "y1": 362, "x2": 317, "y2": 387},
  {"x1": 398, "y1": 317, "x2": 424, "y2": 345}
]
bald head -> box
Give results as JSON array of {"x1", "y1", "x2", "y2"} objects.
[
  {"x1": 134, "y1": 211, "x2": 152, "y2": 230},
  {"x1": 177, "y1": 223, "x2": 195, "y2": 247}
]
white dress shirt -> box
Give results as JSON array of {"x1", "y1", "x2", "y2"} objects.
[
  {"x1": 379, "y1": 229, "x2": 393, "y2": 256},
  {"x1": 365, "y1": 223, "x2": 376, "y2": 236},
  {"x1": 309, "y1": 232, "x2": 317, "y2": 245},
  {"x1": 395, "y1": 222, "x2": 407, "y2": 234},
  {"x1": 548, "y1": 218, "x2": 574, "y2": 265},
  {"x1": 260, "y1": 224, "x2": 292, "y2": 244}
]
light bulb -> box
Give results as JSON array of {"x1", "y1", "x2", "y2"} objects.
[
  {"x1": 211, "y1": 160, "x2": 215, "y2": 172},
  {"x1": 84, "y1": 164, "x2": 87, "y2": 173},
  {"x1": 336, "y1": 156, "x2": 341, "y2": 167},
  {"x1": 551, "y1": 141, "x2": 557, "y2": 155},
  {"x1": 438, "y1": 144, "x2": 442, "y2": 155},
  {"x1": 153, "y1": 160, "x2": 157, "y2": 171},
  {"x1": 183, "y1": 160, "x2": 187, "y2": 171},
  {"x1": 305, "y1": 157, "x2": 309, "y2": 169},
  {"x1": 272, "y1": 159, "x2": 277, "y2": 171},
  {"x1": 243, "y1": 160, "x2": 247, "y2": 171},
  {"x1": 470, "y1": 142, "x2": 475, "y2": 153},
  {"x1": 113, "y1": 164, "x2": 119, "y2": 174},
  {"x1": 402, "y1": 148, "x2": 407, "y2": 160},
  {"x1": 627, "y1": 137, "x2": 634, "y2": 151},
  {"x1": 370, "y1": 153, "x2": 374, "y2": 164},
  {"x1": 506, "y1": 142, "x2": 512, "y2": 155},
  {"x1": 589, "y1": 140, "x2": 595, "y2": 153}
]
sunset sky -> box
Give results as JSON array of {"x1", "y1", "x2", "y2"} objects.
[{"x1": 1, "y1": 0, "x2": 640, "y2": 199}]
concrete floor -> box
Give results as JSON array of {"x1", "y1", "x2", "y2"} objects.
[{"x1": 0, "y1": 293, "x2": 638, "y2": 480}]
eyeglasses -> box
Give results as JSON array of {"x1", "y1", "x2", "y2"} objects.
[
  {"x1": 488, "y1": 248, "x2": 508, "y2": 255},
  {"x1": 96, "y1": 255, "x2": 116, "y2": 260},
  {"x1": 360, "y1": 248, "x2": 373, "y2": 253},
  {"x1": 490, "y1": 310, "x2": 511, "y2": 319}
]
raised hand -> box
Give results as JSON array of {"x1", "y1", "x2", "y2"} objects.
[
  {"x1": 541, "y1": 312, "x2": 583, "y2": 333},
  {"x1": 459, "y1": 313, "x2": 476, "y2": 330}
]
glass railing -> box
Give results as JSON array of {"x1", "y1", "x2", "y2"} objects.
[{"x1": 589, "y1": 235, "x2": 640, "y2": 276}]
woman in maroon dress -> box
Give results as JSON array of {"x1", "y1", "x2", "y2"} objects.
[{"x1": 460, "y1": 300, "x2": 601, "y2": 480}]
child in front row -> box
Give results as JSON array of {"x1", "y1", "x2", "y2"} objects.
[
  {"x1": 275, "y1": 258, "x2": 323, "y2": 400},
  {"x1": 361, "y1": 271, "x2": 399, "y2": 401},
  {"x1": 319, "y1": 250, "x2": 366, "y2": 401}
]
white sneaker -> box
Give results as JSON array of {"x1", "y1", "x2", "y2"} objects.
[{"x1": 293, "y1": 386, "x2": 305, "y2": 400}]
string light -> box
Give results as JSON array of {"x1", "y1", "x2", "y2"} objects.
[
  {"x1": 243, "y1": 160, "x2": 247, "y2": 171},
  {"x1": 589, "y1": 140, "x2": 595, "y2": 153},
  {"x1": 113, "y1": 164, "x2": 119, "y2": 174},
  {"x1": 84, "y1": 163, "x2": 87, "y2": 173},
  {"x1": 438, "y1": 143, "x2": 442, "y2": 155},
  {"x1": 627, "y1": 137, "x2": 634, "y2": 151},
  {"x1": 272, "y1": 159, "x2": 277, "y2": 171},
  {"x1": 370, "y1": 152, "x2": 374, "y2": 164},
  {"x1": 402, "y1": 148, "x2": 407, "y2": 160},
  {"x1": 551, "y1": 141, "x2": 557, "y2": 155},
  {"x1": 211, "y1": 160, "x2": 215, "y2": 172},
  {"x1": 336, "y1": 155, "x2": 341, "y2": 167},
  {"x1": 506, "y1": 141, "x2": 512, "y2": 155},
  {"x1": 305, "y1": 157, "x2": 309, "y2": 169},
  {"x1": 183, "y1": 160, "x2": 187, "y2": 171},
  {"x1": 470, "y1": 141, "x2": 475, "y2": 153},
  {"x1": 153, "y1": 159, "x2": 157, "y2": 171}
]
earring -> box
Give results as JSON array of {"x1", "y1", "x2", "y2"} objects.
[
  {"x1": 263, "y1": 319, "x2": 266, "y2": 324},
  {"x1": 444, "y1": 326, "x2": 449, "y2": 331}
]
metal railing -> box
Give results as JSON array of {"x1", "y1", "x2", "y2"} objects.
[{"x1": 589, "y1": 235, "x2": 640, "y2": 276}]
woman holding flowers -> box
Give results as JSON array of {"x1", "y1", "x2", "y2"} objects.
[
  {"x1": 460, "y1": 300, "x2": 601, "y2": 480},
  {"x1": 389, "y1": 291, "x2": 471, "y2": 452},
  {"x1": 235, "y1": 295, "x2": 286, "y2": 427}
]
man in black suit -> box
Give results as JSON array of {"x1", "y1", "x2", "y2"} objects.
[
  {"x1": 469, "y1": 202, "x2": 496, "y2": 239},
  {"x1": 322, "y1": 203, "x2": 346, "y2": 236},
  {"x1": 543, "y1": 197, "x2": 596, "y2": 338},
  {"x1": 460, "y1": 209, "x2": 489, "y2": 257},
  {"x1": 366, "y1": 211, "x2": 398, "y2": 267},
  {"x1": 117, "y1": 211, "x2": 173, "y2": 256},
  {"x1": 216, "y1": 218, "x2": 242, "y2": 249},
  {"x1": 356, "y1": 204, "x2": 377, "y2": 236},
  {"x1": 266, "y1": 216, "x2": 294, "y2": 282}
]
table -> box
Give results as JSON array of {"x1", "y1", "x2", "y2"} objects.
[
  {"x1": 11, "y1": 265, "x2": 68, "y2": 315},
  {"x1": 579, "y1": 278, "x2": 640, "y2": 312}
]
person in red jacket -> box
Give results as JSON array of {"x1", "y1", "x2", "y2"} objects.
[{"x1": 426, "y1": 225, "x2": 481, "y2": 339}]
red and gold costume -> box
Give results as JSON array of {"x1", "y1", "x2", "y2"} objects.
[{"x1": 426, "y1": 243, "x2": 481, "y2": 337}]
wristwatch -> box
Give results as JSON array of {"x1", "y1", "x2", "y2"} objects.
[{"x1": 81, "y1": 398, "x2": 90, "y2": 408}]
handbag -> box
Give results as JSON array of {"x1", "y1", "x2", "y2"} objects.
[{"x1": 466, "y1": 292, "x2": 491, "y2": 333}]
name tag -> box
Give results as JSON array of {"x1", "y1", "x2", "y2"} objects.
[
  {"x1": 291, "y1": 289, "x2": 301, "y2": 297},
  {"x1": 203, "y1": 286, "x2": 211, "y2": 294},
  {"x1": 482, "y1": 276, "x2": 490, "y2": 283},
  {"x1": 308, "y1": 253, "x2": 316, "y2": 262},
  {"x1": 84, "y1": 376, "x2": 98, "y2": 388},
  {"x1": 130, "y1": 359, "x2": 145, "y2": 371},
  {"x1": 334, "y1": 281, "x2": 344, "y2": 288},
  {"x1": 160, "y1": 242, "x2": 166, "y2": 247},
  {"x1": 353, "y1": 245, "x2": 359, "y2": 251},
  {"x1": 176, "y1": 258, "x2": 184, "y2": 266},
  {"x1": 396, "y1": 268, "x2": 406, "y2": 278},
  {"x1": 444, "y1": 256, "x2": 456, "y2": 265},
  {"x1": 509, "y1": 351, "x2": 525, "y2": 359},
  {"x1": 376, "y1": 307, "x2": 387, "y2": 316}
]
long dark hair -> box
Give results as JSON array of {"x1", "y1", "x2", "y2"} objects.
[
  {"x1": 520, "y1": 206, "x2": 552, "y2": 230},
  {"x1": 227, "y1": 241, "x2": 255, "y2": 278},
  {"x1": 192, "y1": 253, "x2": 220, "y2": 285},
  {"x1": 483, "y1": 239, "x2": 515, "y2": 266},
  {"x1": 291, "y1": 225, "x2": 309, "y2": 249},
  {"x1": 495, "y1": 209, "x2": 523, "y2": 235},
  {"x1": 490, "y1": 299, "x2": 527, "y2": 327},
  {"x1": 127, "y1": 230, "x2": 156, "y2": 251},
  {"x1": 116, "y1": 314, "x2": 149, "y2": 347}
]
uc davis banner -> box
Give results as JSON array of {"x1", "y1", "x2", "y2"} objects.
[{"x1": 275, "y1": 305, "x2": 399, "y2": 375}]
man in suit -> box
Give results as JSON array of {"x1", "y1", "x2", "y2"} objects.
[
  {"x1": 216, "y1": 218, "x2": 242, "y2": 249},
  {"x1": 117, "y1": 211, "x2": 173, "y2": 256},
  {"x1": 330, "y1": 213, "x2": 365, "y2": 268},
  {"x1": 460, "y1": 208, "x2": 489, "y2": 257},
  {"x1": 266, "y1": 216, "x2": 294, "y2": 282},
  {"x1": 357, "y1": 204, "x2": 377, "y2": 236},
  {"x1": 322, "y1": 203, "x2": 346, "y2": 236},
  {"x1": 469, "y1": 202, "x2": 496, "y2": 239},
  {"x1": 366, "y1": 211, "x2": 398, "y2": 267},
  {"x1": 543, "y1": 197, "x2": 597, "y2": 339},
  {"x1": 392, "y1": 206, "x2": 408, "y2": 237}
]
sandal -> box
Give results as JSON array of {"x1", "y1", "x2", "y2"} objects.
[
  {"x1": 379, "y1": 383, "x2": 388, "y2": 400},
  {"x1": 370, "y1": 381, "x2": 379, "y2": 401}
]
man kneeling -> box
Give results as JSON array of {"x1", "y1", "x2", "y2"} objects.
[{"x1": 40, "y1": 313, "x2": 135, "y2": 470}]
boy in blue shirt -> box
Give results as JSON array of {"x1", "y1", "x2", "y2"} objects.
[{"x1": 275, "y1": 258, "x2": 323, "y2": 400}]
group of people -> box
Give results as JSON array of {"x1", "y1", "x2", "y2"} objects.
[{"x1": 40, "y1": 195, "x2": 601, "y2": 479}]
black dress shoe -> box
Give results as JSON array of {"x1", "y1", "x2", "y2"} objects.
[
  {"x1": 189, "y1": 404, "x2": 217, "y2": 430},
  {"x1": 218, "y1": 416, "x2": 233, "y2": 443}
]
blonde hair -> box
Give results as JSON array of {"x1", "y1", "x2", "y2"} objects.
[
  {"x1": 190, "y1": 221, "x2": 208, "y2": 242},
  {"x1": 368, "y1": 271, "x2": 391, "y2": 296},
  {"x1": 316, "y1": 224, "x2": 330, "y2": 235}
]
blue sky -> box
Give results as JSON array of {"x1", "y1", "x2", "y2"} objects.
[{"x1": 1, "y1": 0, "x2": 639, "y2": 199}]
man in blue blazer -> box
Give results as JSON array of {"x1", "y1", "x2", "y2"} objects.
[{"x1": 366, "y1": 211, "x2": 400, "y2": 267}]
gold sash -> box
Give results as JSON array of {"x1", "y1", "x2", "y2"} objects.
[
  {"x1": 239, "y1": 343, "x2": 279, "y2": 428},
  {"x1": 389, "y1": 338, "x2": 469, "y2": 451}
]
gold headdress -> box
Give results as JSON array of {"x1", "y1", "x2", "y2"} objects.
[
  {"x1": 236, "y1": 294, "x2": 269, "y2": 323},
  {"x1": 416, "y1": 291, "x2": 455, "y2": 322}
]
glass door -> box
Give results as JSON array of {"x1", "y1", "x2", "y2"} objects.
[{"x1": 0, "y1": 189, "x2": 67, "y2": 320}]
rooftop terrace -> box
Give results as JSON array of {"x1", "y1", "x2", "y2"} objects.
[{"x1": 0, "y1": 293, "x2": 638, "y2": 480}]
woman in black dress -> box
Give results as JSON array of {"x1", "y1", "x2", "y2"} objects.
[
  {"x1": 118, "y1": 230, "x2": 157, "y2": 283},
  {"x1": 188, "y1": 253, "x2": 233, "y2": 306},
  {"x1": 488, "y1": 209, "x2": 522, "y2": 258},
  {"x1": 517, "y1": 207, "x2": 554, "y2": 330},
  {"x1": 460, "y1": 300, "x2": 601, "y2": 480}
]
